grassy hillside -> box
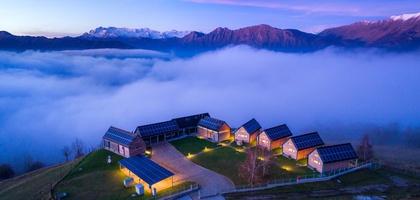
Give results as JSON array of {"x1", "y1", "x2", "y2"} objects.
[
  {"x1": 0, "y1": 158, "x2": 82, "y2": 200},
  {"x1": 53, "y1": 149, "x2": 195, "y2": 200},
  {"x1": 53, "y1": 149, "x2": 141, "y2": 199}
]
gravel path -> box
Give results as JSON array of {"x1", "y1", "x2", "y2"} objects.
[{"x1": 150, "y1": 142, "x2": 234, "y2": 199}]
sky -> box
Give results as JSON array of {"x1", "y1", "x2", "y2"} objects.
[{"x1": 1, "y1": 0, "x2": 419, "y2": 37}]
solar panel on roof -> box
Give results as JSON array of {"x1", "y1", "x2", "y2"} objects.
[
  {"x1": 264, "y1": 124, "x2": 292, "y2": 141},
  {"x1": 198, "y1": 117, "x2": 226, "y2": 131},
  {"x1": 118, "y1": 154, "x2": 174, "y2": 186},
  {"x1": 136, "y1": 121, "x2": 179, "y2": 137},
  {"x1": 103, "y1": 127, "x2": 135, "y2": 146},
  {"x1": 292, "y1": 132, "x2": 324, "y2": 150},
  {"x1": 317, "y1": 143, "x2": 358, "y2": 163},
  {"x1": 242, "y1": 118, "x2": 262, "y2": 134}
]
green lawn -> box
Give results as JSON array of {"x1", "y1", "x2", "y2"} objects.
[
  {"x1": 190, "y1": 147, "x2": 247, "y2": 184},
  {"x1": 0, "y1": 158, "x2": 82, "y2": 200},
  {"x1": 170, "y1": 136, "x2": 219, "y2": 156},
  {"x1": 53, "y1": 149, "x2": 195, "y2": 200},
  {"x1": 225, "y1": 169, "x2": 401, "y2": 199},
  {"x1": 273, "y1": 148, "x2": 283, "y2": 154},
  {"x1": 273, "y1": 156, "x2": 317, "y2": 178}
]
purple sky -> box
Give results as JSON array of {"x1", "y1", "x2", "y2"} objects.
[{"x1": 1, "y1": 0, "x2": 419, "y2": 37}]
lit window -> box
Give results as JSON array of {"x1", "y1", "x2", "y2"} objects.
[
  {"x1": 314, "y1": 153, "x2": 319, "y2": 157},
  {"x1": 287, "y1": 148, "x2": 293, "y2": 152},
  {"x1": 288, "y1": 141, "x2": 292, "y2": 145},
  {"x1": 261, "y1": 139, "x2": 268, "y2": 144}
]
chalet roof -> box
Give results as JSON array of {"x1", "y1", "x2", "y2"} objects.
[
  {"x1": 118, "y1": 154, "x2": 174, "y2": 186},
  {"x1": 135, "y1": 121, "x2": 179, "y2": 137},
  {"x1": 263, "y1": 124, "x2": 292, "y2": 141},
  {"x1": 291, "y1": 132, "x2": 324, "y2": 150},
  {"x1": 241, "y1": 118, "x2": 262, "y2": 135},
  {"x1": 103, "y1": 126, "x2": 136, "y2": 146},
  {"x1": 198, "y1": 116, "x2": 227, "y2": 131},
  {"x1": 172, "y1": 113, "x2": 210, "y2": 129},
  {"x1": 316, "y1": 143, "x2": 358, "y2": 164}
]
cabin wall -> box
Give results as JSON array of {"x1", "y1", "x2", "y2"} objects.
[
  {"x1": 322, "y1": 160, "x2": 351, "y2": 173},
  {"x1": 235, "y1": 127, "x2": 250, "y2": 143},
  {"x1": 308, "y1": 149, "x2": 323, "y2": 173},
  {"x1": 297, "y1": 147, "x2": 318, "y2": 160},
  {"x1": 129, "y1": 137, "x2": 146, "y2": 157},
  {"x1": 282, "y1": 139, "x2": 297, "y2": 159},
  {"x1": 258, "y1": 132, "x2": 271, "y2": 149},
  {"x1": 271, "y1": 137, "x2": 288, "y2": 150},
  {"x1": 249, "y1": 130, "x2": 260, "y2": 143},
  {"x1": 217, "y1": 123, "x2": 231, "y2": 142}
]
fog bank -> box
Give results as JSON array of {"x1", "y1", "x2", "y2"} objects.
[{"x1": 0, "y1": 47, "x2": 419, "y2": 171}]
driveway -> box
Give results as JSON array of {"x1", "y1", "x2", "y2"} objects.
[{"x1": 150, "y1": 142, "x2": 234, "y2": 198}]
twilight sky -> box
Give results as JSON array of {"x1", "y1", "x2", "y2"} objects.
[{"x1": 1, "y1": 0, "x2": 419, "y2": 37}]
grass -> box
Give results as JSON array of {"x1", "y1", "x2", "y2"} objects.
[
  {"x1": 0, "y1": 158, "x2": 81, "y2": 200},
  {"x1": 170, "y1": 136, "x2": 219, "y2": 156},
  {"x1": 225, "y1": 169, "x2": 408, "y2": 199},
  {"x1": 273, "y1": 148, "x2": 282, "y2": 155},
  {"x1": 53, "y1": 149, "x2": 196, "y2": 200},
  {"x1": 190, "y1": 147, "x2": 247, "y2": 184}
]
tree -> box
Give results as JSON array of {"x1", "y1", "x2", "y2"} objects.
[
  {"x1": 0, "y1": 164, "x2": 15, "y2": 180},
  {"x1": 28, "y1": 161, "x2": 45, "y2": 172},
  {"x1": 259, "y1": 147, "x2": 275, "y2": 176},
  {"x1": 357, "y1": 134, "x2": 374, "y2": 161},
  {"x1": 23, "y1": 153, "x2": 34, "y2": 173},
  {"x1": 62, "y1": 145, "x2": 72, "y2": 162},
  {"x1": 239, "y1": 147, "x2": 263, "y2": 185},
  {"x1": 72, "y1": 138, "x2": 86, "y2": 158}
]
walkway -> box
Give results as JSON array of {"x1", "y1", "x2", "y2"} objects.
[{"x1": 150, "y1": 142, "x2": 234, "y2": 199}]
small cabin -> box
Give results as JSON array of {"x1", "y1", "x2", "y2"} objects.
[
  {"x1": 282, "y1": 132, "x2": 324, "y2": 160},
  {"x1": 134, "y1": 121, "x2": 182, "y2": 146},
  {"x1": 307, "y1": 143, "x2": 358, "y2": 174},
  {"x1": 103, "y1": 126, "x2": 146, "y2": 158},
  {"x1": 172, "y1": 113, "x2": 210, "y2": 135},
  {"x1": 234, "y1": 118, "x2": 262, "y2": 144},
  {"x1": 197, "y1": 116, "x2": 231, "y2": 142},
  {"x1": 257, "y1": 124, "x2": 292, "y2": 150}
]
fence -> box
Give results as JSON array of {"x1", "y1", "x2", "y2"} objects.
[
  {"x1": 199, "y1": 160, "x2": 380, "y2": 199},
  {"x1": 146, "y1": 183, "x2": 199, "y2": 200}
]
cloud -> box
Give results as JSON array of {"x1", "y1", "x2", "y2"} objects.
[
  {"x1": 0, "y1": 47, "x2": 419, "y2": 170},
  {"x1": 183, "y1": 0, "x2": 360, "y2": 14}
]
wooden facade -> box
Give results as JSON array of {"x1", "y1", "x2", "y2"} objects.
[
  {"x1": 282, "y1": 132, "x2": 324, "y2": 160},
  {"x1": 103, "y1": 126, "x2": 146, "y2": 158},
  {"x1": 135, "y1": 121, "x2": 183, "y2": 146},
  {"x1": 307, "y1": 143, "x2": 358, "y2": 174},
  {"x1": 234, "y1": 118, "x2": 261, "y2": 144},
  {"x1": 258, "y1": 132, "x2": 288, "y2": 150},
  {"x1": 257, "y1": 124, "x2": 292, "y2": 150},
  {"x1": 172, "y1": 113, "x2": 210, "y2": 135},
  {"x1": 197, "y1": 117, "x2": 231, "y2": 142}
]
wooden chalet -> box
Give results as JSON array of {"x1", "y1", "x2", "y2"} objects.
[
  {"x1": 282, "y1": 132, "x2": 324, "y2": 160},
  {"x1": 103, "y1": 126, "x2": 146, "y2": 158},
  {"x1": 134, "y1": 121, "x2": 182, "y2": 146},
  {"x1": 172, "y1": 113, "x2": 210, "y2": 135},
  {"x1": 234, "y1": 118, "x2": 262, "y2": 144},
  {"x1": 257, "y1": 124, "x2": 292, "y2": 150},
  {"x1": 307, "y1": 143, "x2": 358, "y2": 174},
  {"x1": 197, "y1": 116, "x2": 231, "y2": 142}
]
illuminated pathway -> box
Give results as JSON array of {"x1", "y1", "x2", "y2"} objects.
[{"x1": 150, "y1": 142, "x2": 234, "y2": 199}]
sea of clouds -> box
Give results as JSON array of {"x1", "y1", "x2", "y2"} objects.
[{"x1": 1, "y1": 46, "x2": 419, "y2": 171}]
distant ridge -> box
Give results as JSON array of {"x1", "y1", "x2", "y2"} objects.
[{"x1": 0, "y1": 12, "x2": 419, "y2": 54}]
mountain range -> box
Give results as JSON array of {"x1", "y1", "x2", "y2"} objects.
[{"x1": 1, "y1": 12, "x2": 419, "y2": 55}]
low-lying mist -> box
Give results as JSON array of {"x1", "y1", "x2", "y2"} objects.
[{"x1": 1, "y1": 46, "x2": 419, "y2": 172}]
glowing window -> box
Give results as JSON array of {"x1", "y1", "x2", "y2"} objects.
[
  {"x1": 314, "y1": 153, "x2": 319, "y2": 157},
  {"x1": 288, "y1": 141, "x2": 292, "y2": 145},
  {"x1": 261, "y1": 139, "x2": 268, "y2": 144}
]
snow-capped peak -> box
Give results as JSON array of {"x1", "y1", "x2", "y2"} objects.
[
  {"x1": 82, "y1": 27, "x2": 191, "y2": 39},
  {"x1": 390, "y1": 12, "x2": 420, "y2": 21}
]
